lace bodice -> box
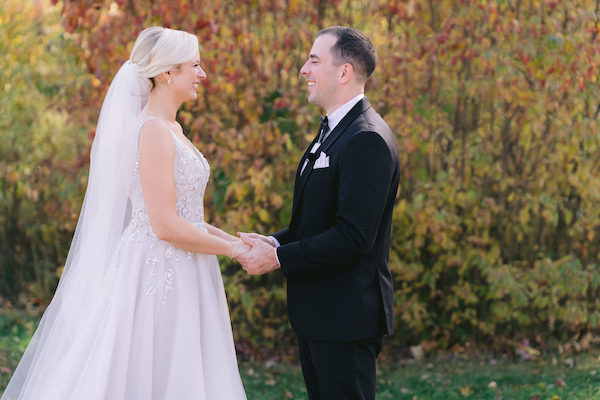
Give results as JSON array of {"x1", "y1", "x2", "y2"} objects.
[
  {"x1": 109, "y1": 117, "x2": 212, "y2": 307},
  {"x1": 127, "y1": 117, "x2": 210, "y2": 237}
]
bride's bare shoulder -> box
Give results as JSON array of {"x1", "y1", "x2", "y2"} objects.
[
  {"x1": 139, "y1": 118, "x2": 173, "y2": 150},
  {"x1": 138, "y1": 118, "x2": 175, "y2": 160}
]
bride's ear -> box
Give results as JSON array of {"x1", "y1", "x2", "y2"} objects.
[{"x1": 159, "y1": 71, "x2": 172, "y2": 85}]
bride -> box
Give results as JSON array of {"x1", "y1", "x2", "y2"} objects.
[{"x1": 1, "y1": 27, "x2": 249, "y2": 399}]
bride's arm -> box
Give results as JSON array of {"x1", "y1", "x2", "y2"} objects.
[
  {"x1": 205, "y1": 223, "x2": 239, "y2": 242},
  {"x1": 138, "y1": 120, "x2": 249, "y2": 258}
]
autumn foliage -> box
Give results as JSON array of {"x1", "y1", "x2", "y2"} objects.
[
  {"x1": 3, "y1": 0, "x2": 600, "y2": 355},
  {"x1": 0, "y1": 0, "x2": 91, "y2": 304}
]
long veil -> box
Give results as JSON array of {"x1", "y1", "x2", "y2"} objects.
[{"x1": 2, "y1": 61, "x2": 150, "y2": 399}]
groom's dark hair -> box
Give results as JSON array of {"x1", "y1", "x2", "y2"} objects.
[{"x1": 317, "y1": 26, "x2": 377, "y2": 84}]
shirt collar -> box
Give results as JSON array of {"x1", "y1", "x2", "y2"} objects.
[{"x1": 325, "y1": 93, "x2": 365, "y2": 133}]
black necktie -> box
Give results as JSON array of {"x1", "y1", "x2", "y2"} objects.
[
  {"x1": 307, "y1": 116, "x2": 328, "y2": 162},
  {"x1": 318, "y1": 115, "x2": 329, "y2": 141}
]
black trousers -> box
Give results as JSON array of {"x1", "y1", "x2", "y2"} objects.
[{"x1": 297, "y1": 335, "x2": 383, "y2": 400}]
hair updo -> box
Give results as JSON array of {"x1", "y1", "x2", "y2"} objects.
[{"x1": 130, "y1": 27, "x2": 199, "y2": 88}]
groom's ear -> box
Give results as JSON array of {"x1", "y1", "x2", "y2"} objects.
[{"x1": 339, "y1": 63, "x2": 353, "y2": 85}]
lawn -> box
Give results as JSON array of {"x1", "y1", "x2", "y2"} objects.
[
  {"x1": 1, "y1": 309, "x2": 600, "y2": 400},
  {"x1": 240, "y1": 352, "x2": 600, "y2": 400}
]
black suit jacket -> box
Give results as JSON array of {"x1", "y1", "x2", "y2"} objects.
[{"x1": 273, "y1": 97, "x2": 400, "y2": 342}]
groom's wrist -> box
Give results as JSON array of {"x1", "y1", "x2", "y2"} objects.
[{"x1": 269, "y1": 236, "x2": 281, "y2": 248}]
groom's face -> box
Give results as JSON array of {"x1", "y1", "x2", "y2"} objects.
[{"x1": 300, "y1": 34, "x2": 341, "y2": 110}]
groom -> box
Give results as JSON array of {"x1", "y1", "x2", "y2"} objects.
[{"x1": 238, "y1": 26, "x2": 400, "y2": 400}]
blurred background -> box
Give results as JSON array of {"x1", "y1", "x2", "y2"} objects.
[{"x1": 2, "y1": 0, "x2": 600, "y2": 367}]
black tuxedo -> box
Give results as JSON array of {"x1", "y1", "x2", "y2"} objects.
[{"x1": 273, "y1": 96, "x2": 399, "y2": 343}]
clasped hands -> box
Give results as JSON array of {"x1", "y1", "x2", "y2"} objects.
[{"x1": 231, "y1": 233, "x2": 280, "y2": 276}]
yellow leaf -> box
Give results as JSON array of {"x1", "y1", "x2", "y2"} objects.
[
  {"x1": 258, "y1": 208, "x2": 270, "y2": 223},
  {"x1": 460, "y1": 386, "x2": 473, "y2": 396}
]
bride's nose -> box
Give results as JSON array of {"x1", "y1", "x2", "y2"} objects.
[{"x1": 198, "y1": 67, "x2": 207, "y2": 80}]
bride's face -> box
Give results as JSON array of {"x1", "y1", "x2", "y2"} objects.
[{"x1": 172, "y1": 51, "x2": 206, "y2": 102}]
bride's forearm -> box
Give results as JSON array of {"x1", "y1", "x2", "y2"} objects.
[
  {"x1": 153, "y1": 217, "x2": 234, "y2": 257},
  {"x1": 205, "y1": 223, "x2": 238, "y2": 242}
]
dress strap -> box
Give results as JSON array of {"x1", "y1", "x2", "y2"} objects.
[{"x1": 138, "y1": 116, "x2": 176, "y2": 135}]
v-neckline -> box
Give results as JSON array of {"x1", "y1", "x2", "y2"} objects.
[{"x1": 169, "y1": 130, "x2": 203, "y2": 161}]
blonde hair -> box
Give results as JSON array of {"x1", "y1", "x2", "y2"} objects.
[{"x1": 130, "y1": 27, "x2": 199, "y2": 88}]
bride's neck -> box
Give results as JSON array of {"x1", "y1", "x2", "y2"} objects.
[{"x1": 145, "y1": 88, "x2": 181, "y2": 122}]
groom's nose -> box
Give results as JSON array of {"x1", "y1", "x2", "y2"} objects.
[{"x1": 300, "y1": 61, "x2": 310, "y2": 76}]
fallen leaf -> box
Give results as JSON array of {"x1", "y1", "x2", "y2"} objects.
[
  {"x1": 488, "y1": 381, "x2": 497, "y2": 389},
  {"x1": 563, "y1": 358, "x2": 574, "y2": 368},
  {"x1": 531, "y1": 396, "x2": 541, "y2": 400},
  {"x1": 265, "y1": 379, "x2": 276, "y2": 386},
  {"x1": 284, "y1": 390, "x2": 293, "y2": 399},
  {"x1": 460, "y1": 386, "x2": 473, "y2": 396},
  {"x1": 555, "y1": 378, "x2": 566, "y2": 387},
  {"x1": 410, "y1": 345, "x2": 424, "y2": 360},
  {"x1": 0, "y1": 367, "x2": 11, "y2": 374},
  {"x1": 401, "y1": 388, "x2": 412, "y2": 394},
  {"x1": 579, "y1": 332, "x2": 593, "y2": 351}
]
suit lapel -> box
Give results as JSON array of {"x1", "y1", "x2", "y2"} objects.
[{"x1": 291, "y1": 97, "x2": 372, "y2": 217}]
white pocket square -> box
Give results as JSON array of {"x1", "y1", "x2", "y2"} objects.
[{"x1": 313, "y1": 151, "x2": 330, "y2": 169}]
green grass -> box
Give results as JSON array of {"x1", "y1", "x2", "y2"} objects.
[
  {"x1": 1, "y1": 310, "x2": 600, "y2": 400},
  {"x1": 240, "y1": 353, "x2": 600, "y2": 400}
]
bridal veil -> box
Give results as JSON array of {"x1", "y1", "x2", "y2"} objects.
[{"x1": 2, "y1": 60, "x2": 150, "y2": 399}]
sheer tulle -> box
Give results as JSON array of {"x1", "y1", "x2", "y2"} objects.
[{"x1": 1, "y1": 63, "x2": 246, "y2": 399}]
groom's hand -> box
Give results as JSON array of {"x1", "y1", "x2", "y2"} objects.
[{"x1": 237, "y1": 233, "x2": 280, "y2": 275}]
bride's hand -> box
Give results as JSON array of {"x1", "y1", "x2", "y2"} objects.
[
  {"x1": 232, "y1": 241, "x2": 252, "y2": 259},
  {"x1": 236, "y1": 232, "x2": 275, "y2": 247}
]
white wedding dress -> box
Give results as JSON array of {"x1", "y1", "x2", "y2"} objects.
[{"x1": 2, "y1": 117, "x2": 247, "y2": 400}]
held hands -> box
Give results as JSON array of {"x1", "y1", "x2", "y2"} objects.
[
  {"x1": 235, "y1": 232, "x2": 280, "y2": 276},
  {"x1": 239, "y1": 233, "x2": 276, "y2": 247},
  {"x1": 231, "y1": 240, "x2": 252, "y2": 259}
]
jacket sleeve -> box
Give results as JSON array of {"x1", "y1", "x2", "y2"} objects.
[
  {"x1": 277, "y1": 130, "x2": 395, "y2": 281},
  {"x1": 272, "y1": 226, "x2": 290, "y2": 246}
]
